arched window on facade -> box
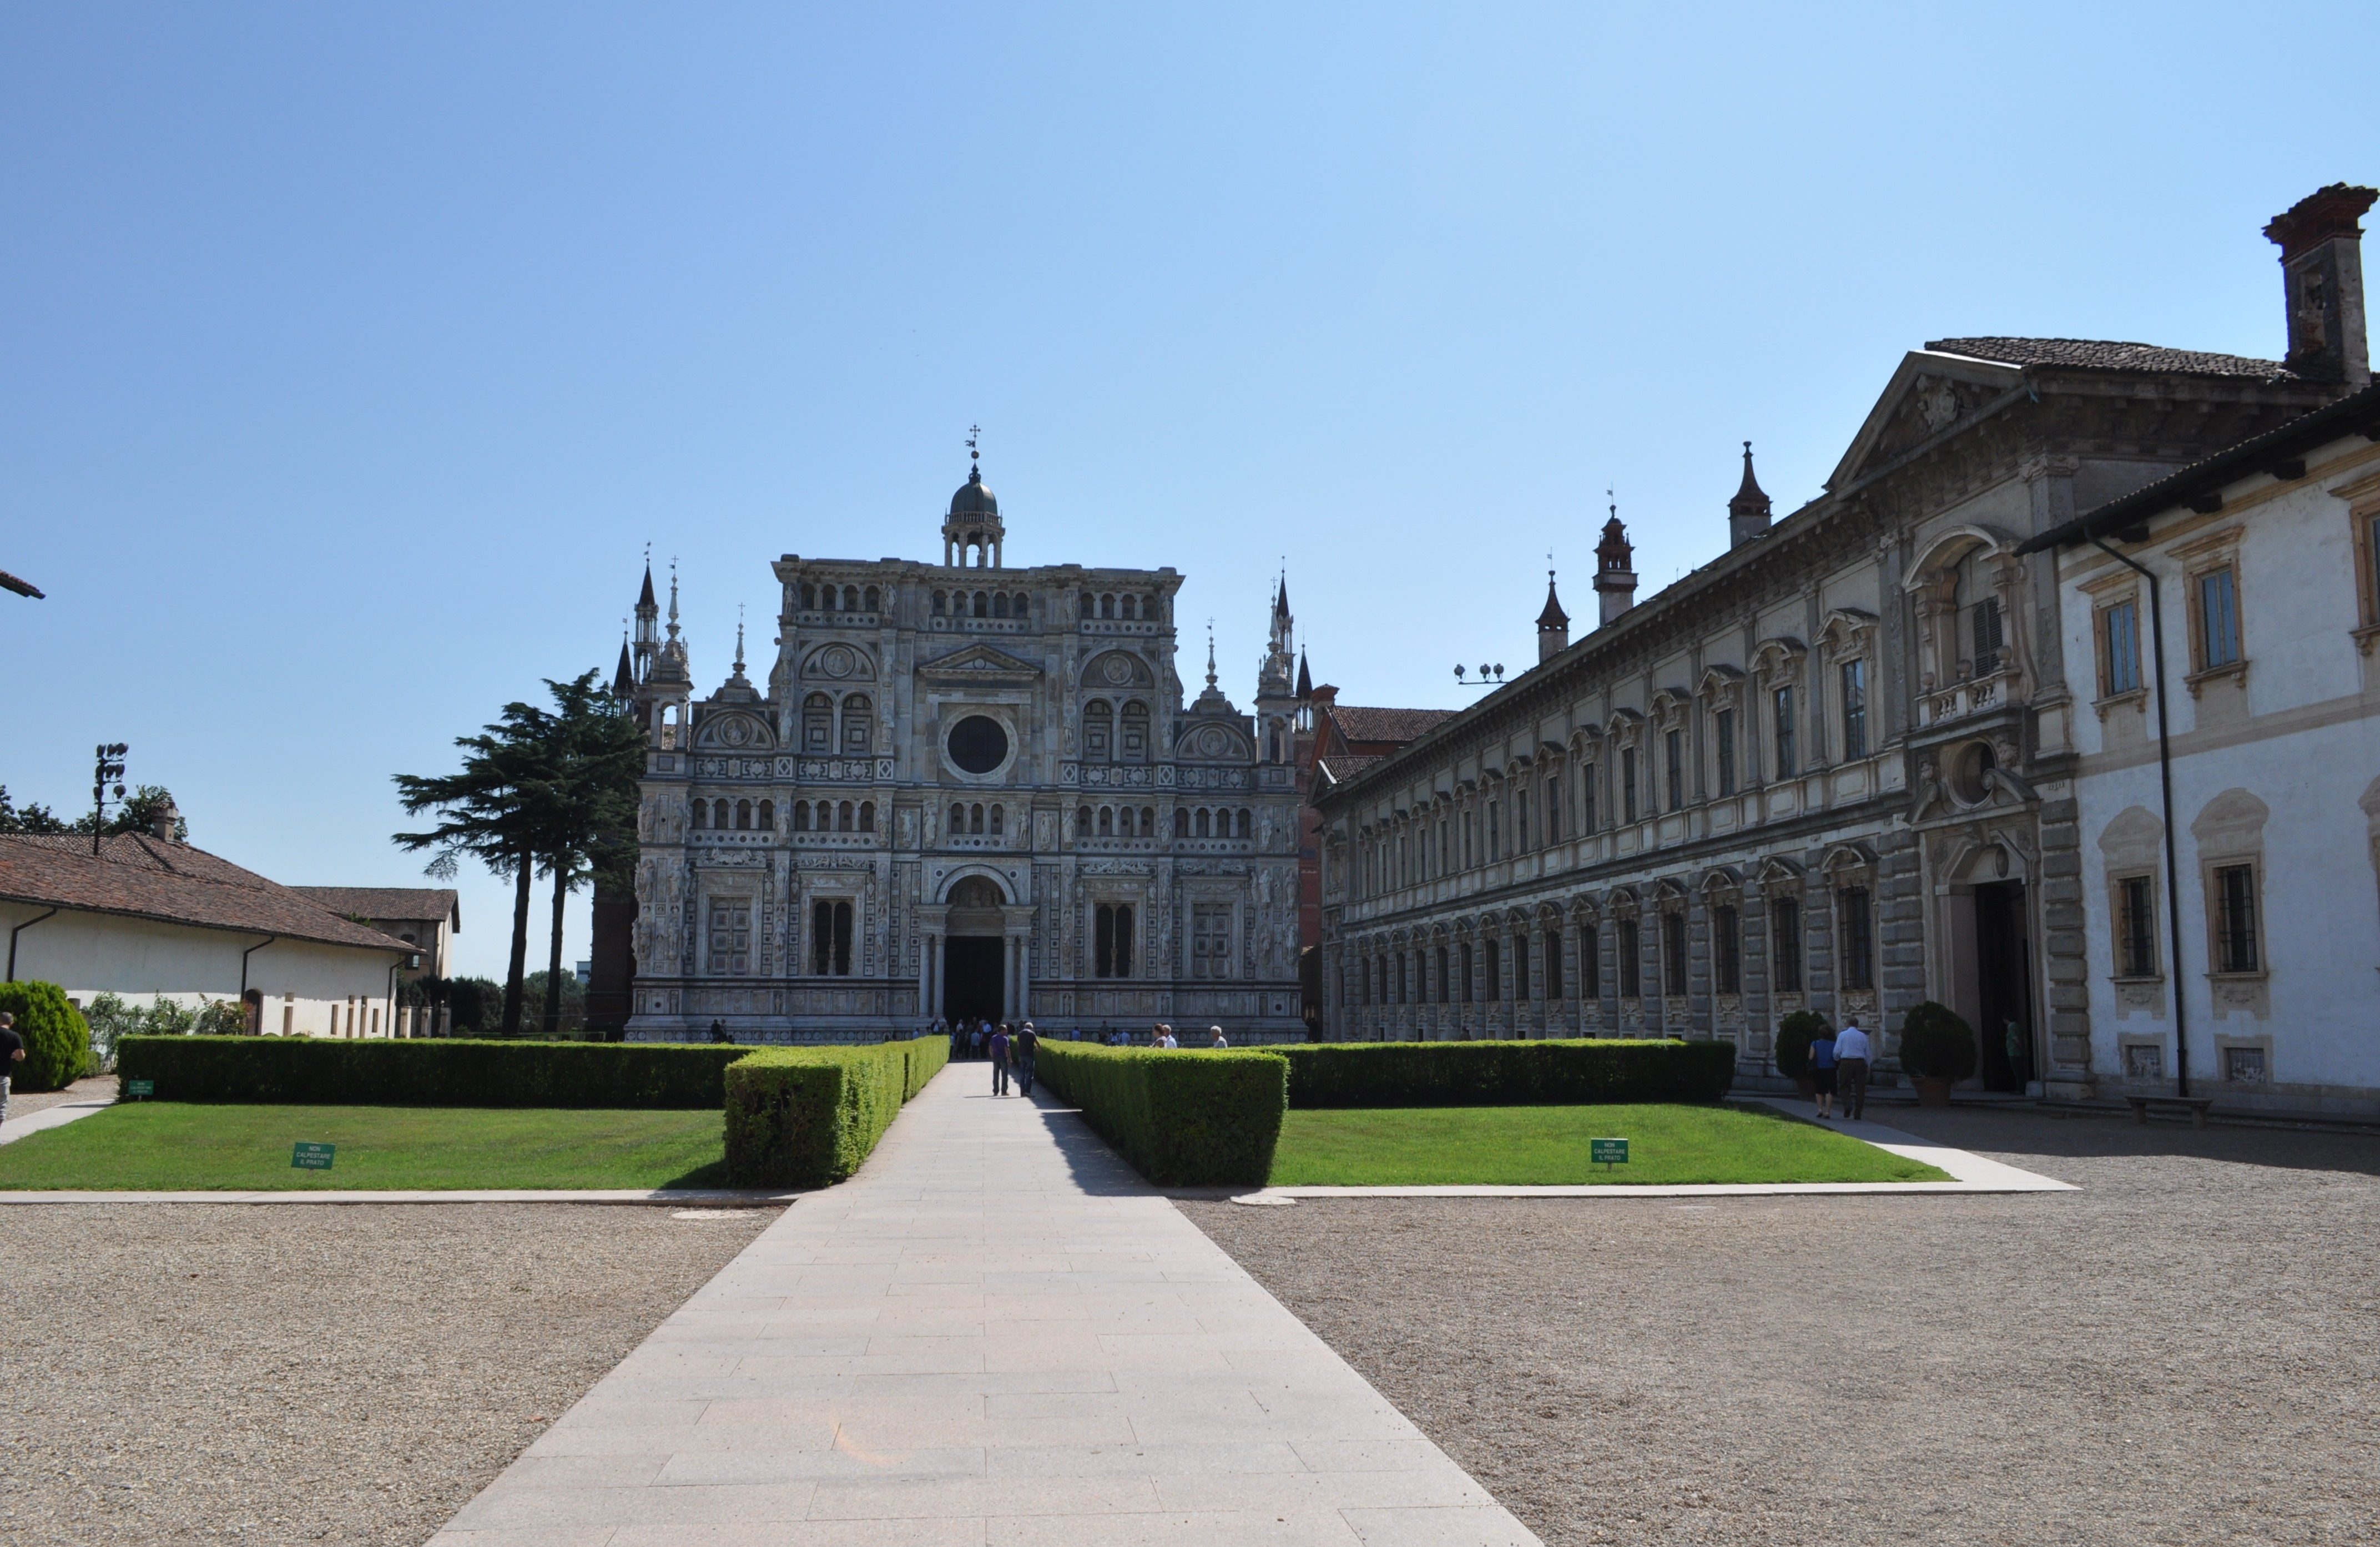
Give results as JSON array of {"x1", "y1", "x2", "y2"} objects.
[
  {"x1": 810, "y1": 899, "x2": 854, "y2": 976},
  {"x1": 1098, "y1": 807, "x2": 1114, "y2": 836},
  {"x1": 973, "y1": 591, "x2": 989, "y2": 617},
  {"x1": 792, "y1": 801, "x2": 810, "y2": 832},
  {"x1": 800, "y1": 582, "x2": 817, "y2": 609},
  {"x1": 1101, "y1": 594, "x2": 1115, "y2": 619},
  {"x1": 836, "y1": 585, "x2": 855, "y2": 611},
  {"x1": 735, "y1": 799, "x2": 753, "y2": 830},
  {"x1": 989, "y1": 804, "x2": 1004, "y2": 836},
  {"x1": 931, "y1": 590, "x2": 947, "y2": 616},
  {"x1": 858, "y1": 802, "x2": 874, "y2": 832},
  {"x1": 1236, "y1": 809, "x2": 1252, "y2": 839},
  {"x1": 1120, "y1": 594, "x2": 1137, "y2": 620},
  {"x1": 1120, "y1": 701, "x2": 1149, "y2": 762},
  {"x1": 863, "y1": 586, "x2": 879, "y2": 612},
  {"x1": 1083, "y1": 699, "x2": 1113, "y2": 762},
  {"x1": 1078, "y1": 591, "x2": 1094, "y2": 620},
  {"x1": 970, "y1": 803, "x2": 986, "y2": 834},
  {"x1": 1011, "y1": 593, "x2": 1028, "y2": 618},
  {"x1": 839, "y1": 694, "x2": 873, "y2": 755},
  {"x1": 1139, "y1": 806, "x2": 1156, "y2": 836},
  {"x1": 690, "y1": 800, "x2": 709, "y2": 830},
  {"x1": 1195, "y1": 809, "x2": 1211, "y2": 838},
  {"x1": 949, "y1": 803, "x2": 966, "y2": 837},
  {"x1": 1095, "y1": 903, "x2": 1135, "y2": 978},
  {"x1": 835, "y1": 801, "x2": 853, "y2": 832},
  {"x1": 993, "y1": 592, "x2": 1010, "y2": 618},
  {"x1": 1076, "y1": 804, "x2": 1092, "y2": 837},
  {"x1": 758, "y1": 800, "x2": 774, "y2": 831},
  {"x1": 803, "y1": 693, "x2": 833, "y2": 753},
  {"x1": 1174, "y1": 809, "x2": 1190, "y2": 839}
]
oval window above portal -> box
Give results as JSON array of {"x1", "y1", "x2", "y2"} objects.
[{"x1": 948, "y1": 715, "x2": 1009, "y2": 774}]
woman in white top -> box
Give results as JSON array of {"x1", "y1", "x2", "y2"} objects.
[{"x1": 1209, "y1": 1026, "x2": 1228, "y2": 1048}]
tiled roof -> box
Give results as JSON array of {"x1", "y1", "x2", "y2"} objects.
[
  {"x1": 1329, "y1": 706, "x2": 1456, "y2": 744},
  {"x1": 1314, "y1": 754, "x2": 1386, "y2": 787},
  {"x1": 291, "y1": 886, "x2": 460, "y2": 929},
  {"x1": 0, "y1": 835, "x2": 420, "y2": 954},
  {"x1": 1927, "y1": 337, "x2": 2294, "y2": 380}
]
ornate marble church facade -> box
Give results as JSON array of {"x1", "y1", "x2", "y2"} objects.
[{"x1": 612, "y1": 455, "x2": 1305, "y2": 1042}]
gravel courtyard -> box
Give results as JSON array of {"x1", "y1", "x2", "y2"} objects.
[
  {"x1": 0, "y1": 1202, "x2": 777, "y2": 1546},
  {"x1": 1184, "y1": 1107, "x2": 2380, "y2": 1547}
]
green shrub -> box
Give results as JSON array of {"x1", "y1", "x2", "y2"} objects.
[
  {"x1": 193, "y1": 997, "x2": 250, "y2": 1037},
  {"x1": 1774, "y1": 1011, "x2": 1832, "y2": 1079},
  {"x1": 723, "y1": 1036, "x2": 949, "y2": 1187},
  {"x1": 82, "y1": 993, "x2": 141, "y2": 1072},
  {"x1": 1034, "y1": 1044, "x2": 1287, "y2": 1186},
  {"x1": 1279, "y1": 1039, "x2": 1737, "y2": 1109},
  {"x1": 0, "y1": 981, "x2": 92, "y2": 1090},
  {"x1": 116, "y1": 1036, "x2": 752, "y2": 1107},
  {"x1": 1897, "y1": 1001, "x2": 1978, "y2": 1082}
]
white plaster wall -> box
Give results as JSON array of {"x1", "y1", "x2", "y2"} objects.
[
  {"x1": 2065, "y1": 436, "x2": 2380, "y2": 1110},
  {"x1": 0, "y1": 904, "x2": 406, "y2": 1037}
]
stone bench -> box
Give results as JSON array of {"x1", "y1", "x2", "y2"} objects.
[{"x1": 2125, "y1": 1095, "x2": 2215, "y2": 1127}]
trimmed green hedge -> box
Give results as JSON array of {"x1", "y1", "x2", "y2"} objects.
[
  {"x1": 724, "y1": 1036, "x2": 949, "y2": 1188},
  {"x1": 0, "y1": 981, "x2": 93, "y2": 1091},
  {"x1": 115, "y1": 1036, "x2": 753, "y2": 1108},
  {"x1": 1035, "y1": 1043, "x2": 1286, "y2": 1187},
  {"x1": 1279, "y1": 1038, "x2": 1737, "y2": 1108}
]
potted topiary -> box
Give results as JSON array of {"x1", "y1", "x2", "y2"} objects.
[
  {"x1": 1774, "y1": 1010, "x2": 1831, "y2": 1097},
  {"x1": 1897, "y1": 1000, "x2": 1976, "y2": 1106},
  {"x1": 0, "y1": 980, "x2": 94, "y2": 1092}
]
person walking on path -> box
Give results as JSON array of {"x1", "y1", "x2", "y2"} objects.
[
  {"x1": 0, "y1": 1011, "x2": 23, "y2": 1126},
  {"x1": 1808, "y1": 1023, "x2": 1839, "y2": 1120},
  {"x1": 1156, "y1": 1024, "x2": 1178, "y2": 1050},
  {"x1": 1834, "y1": 1018, "x2": 1872, "y2": 1121},
  {"x1": 1208, "y1": 1025, "x2": 1228, "y2": 1049},
  {"x1": 1015, "y1": 1022, "x2": 1038, "y2": 1096},
  {"x1": 989, "y1": 1022, "x2": 1012, "y2": 1095}
]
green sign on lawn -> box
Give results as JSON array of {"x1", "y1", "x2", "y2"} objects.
[
  {"x1": 125, "y1": 1080, "x2": 154, "y2": 1098},
  {"x1": 291, "y1": 1142, "x2": 336, "y2": 1171},
  {"x1": 1590, "y1": 1137, "x2": 1629, "y2": 1170}
]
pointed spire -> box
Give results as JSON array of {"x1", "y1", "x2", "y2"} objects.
[
  {"x1": 612, "y1": 635, "x2": 635, "y2": 698},
  {"x1": 1537, "y1": 567, "x2": 1569, "y2": 628},
  {"x1": 1728, "y1": 441, "x2": 1773, "y2": 548},
  {"x1": 665, "y1": 561, "x2": 680, "y2": 641},
  {"x1": 637, "y1": 564, "x2": 656, "y2": 612},
  {"x1": 733, "y1": 605, "x2": 746, "y2": 675},
  {"x1": 1205, "y1": 622, "x2": 1218, "y2": 691},
  {"x1": 1273, "y1": 572, "x2": 1290, "y2": 619},
  {"x1": 1295, "y1": 647, "x2": 1312, "y2": 700}
]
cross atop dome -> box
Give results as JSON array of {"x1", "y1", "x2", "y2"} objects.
[{"x1": 942, "y1": 425, "x2": 1005, "y2": 567}]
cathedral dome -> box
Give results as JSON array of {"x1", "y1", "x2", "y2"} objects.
[{"x1": 949, "y1": 465, "x2": 1000, "y2": 520}]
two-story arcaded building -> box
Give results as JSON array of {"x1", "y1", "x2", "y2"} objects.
[
  {"x1": 1312, "y1": 189, "x2": 2367, "y2": 1101},
  {"x1": 613, "y1": 450, "x2": 1305, "y2": 1042}
]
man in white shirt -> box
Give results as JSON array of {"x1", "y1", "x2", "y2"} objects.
[
  {"x1": 1834, "y1": 1018, "x2": 1872, "y2": 1121},
  {"x1": 1209, "y1": 1026, "x2": 1228, "y2": 1049},
  {"x1": 1157, "y1": 1024, "x2": 1179, "y2": 1050}
]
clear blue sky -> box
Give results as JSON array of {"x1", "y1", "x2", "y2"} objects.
[{"x1": 4, "y1": 3, "x2": 2371, "y2": 978}]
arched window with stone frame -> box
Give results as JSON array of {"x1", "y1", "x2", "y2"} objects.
[
  {"x1": 931, "y1": 589, "x2": 947, "y2": 617},
  {"x1": 802, "y1": 693, "x2": 833, "y2": 753},
  {"x1": 1083, "y1": 699, "x2": 1113, "y2": 762},
  {"x1": 1821, "y1": 845, "x2": 1879, "y2": 1007},
  {"x1": 1815, "y1": 609, "x2": 1880, "y2": 762},
  {"x1": 858, "y1": 802, "x2": 874, "y2": 833},
  {"x1": 1173, "y1": 809, "x2": 1190, "y2": 840},
  {"x1": 1749, "y1": 638, "x2": 1807, "y2": 782},
  {"x1": 791, "y1": 800, "x2": 810, "y2": 832},
  {"x1": 1120, "y1": 701, "x2": 1149, "y2": 762},
  {"x1": 735, "y1": 799, "x2": 753, "y2": 830},
  {"x1": 1076, "y1": 804, "x2": 1093, "y2": 838},
  {"x1": 690, "y1": 799, "x2": 709, "y2": 830}
]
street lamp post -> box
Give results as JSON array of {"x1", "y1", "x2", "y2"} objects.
[{"x1": 91, "y1": 743, "x2": 127, "y2": 856}]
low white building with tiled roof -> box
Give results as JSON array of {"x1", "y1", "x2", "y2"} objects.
[
  {"x1": 0, "y1": 819, "x2": 426, "y2": 1037},
  {"x1": 290, "y1": 886, "x2": 459, "y2": 982}
]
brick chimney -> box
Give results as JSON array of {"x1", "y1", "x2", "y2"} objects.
[
  {"x1": 1728, "y1": 441, "x2": 1772, "y2": 547},
  {"x1": 149, "y1": 799, "x2": 179, "y2": 843},
  {"x1": 2265, "y1": 183, "x2": 2376, "y2": 386},
  {"x1": 1592, "y1": 507, "x2": 1636, "y2": 628}
]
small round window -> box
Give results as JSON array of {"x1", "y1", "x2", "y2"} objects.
[{"x1": 947, "y1": 715, "x2": 1009, "y2": 774}]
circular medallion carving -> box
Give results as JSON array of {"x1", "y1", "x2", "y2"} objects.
[
  {"x1": 719, "y1": 717, "x2": 750, "y2": 747},
  {"x1": 1101, "y1": 654, "x2": 1133, "y2": 685},
  {"x1": 821, "y1": 647, "x2": 854, "y2": 678},
  {"x1": 1196, "y1": 727, "x2": 1228, "y2": 757},
  {"x1": 948, "y1": 715, "x2": 1009, "y2": 774}
]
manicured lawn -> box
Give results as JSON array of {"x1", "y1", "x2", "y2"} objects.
[
  {"x1": 1267, "y1": 1103, "x2": 1952, "y2": 1186},
  {"x1": 0, "y1": 1103, "x2": 728, "y2": 1190}
]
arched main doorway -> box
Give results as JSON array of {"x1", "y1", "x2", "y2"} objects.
[{"x1": 942, "y1": 875, "x2": 1006, "y2": 1024}]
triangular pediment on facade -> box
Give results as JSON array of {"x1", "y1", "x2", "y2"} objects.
[
  {"x1": 917, "y1": 643, "x2": 1042, "y2": 681},
  {"x1": 1827, "y1": 350, "x2": 2026, "y2": 493}
]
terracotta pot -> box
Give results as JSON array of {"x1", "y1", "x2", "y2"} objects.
[
  {"x1": 1912, "y1": 1075, "x2": 1954, "y2": 1107},
  {"x1": 1794, "y1": 1075, "x2": 1818, "y2": 1098}
]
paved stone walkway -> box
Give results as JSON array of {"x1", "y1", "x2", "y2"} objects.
[{"x1": 433, "y1": 1064, "x2": 1540, "y2": 1546}]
